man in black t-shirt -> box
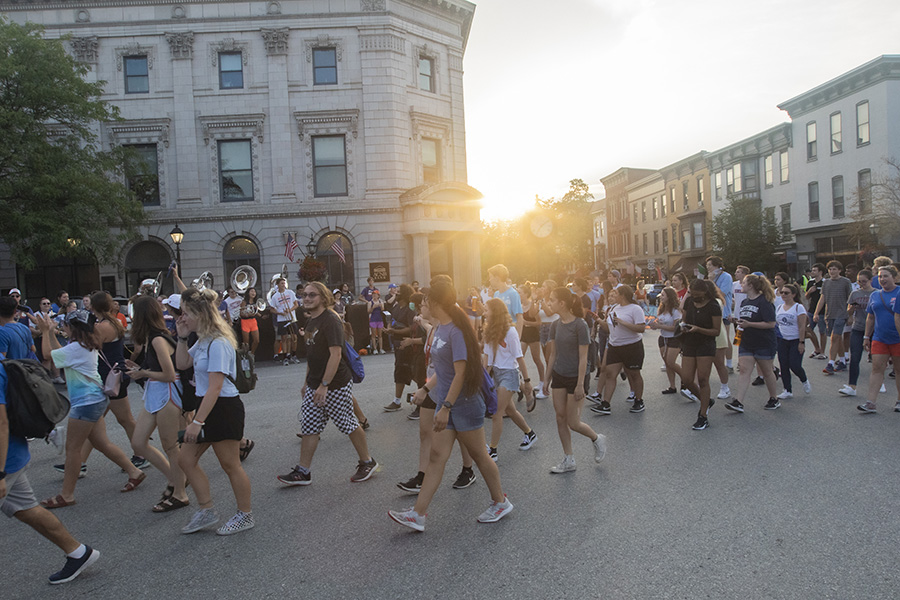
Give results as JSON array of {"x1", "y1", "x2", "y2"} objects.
[
  {"x1": 277, "y1": 282, "x2": 377, "y2": 486},
  {"x1": 383, "y1": 284, "x2": 415, "y2": 412},
  {"x1": 805, "y1": 263, "x2": 827, "y2": 358}
]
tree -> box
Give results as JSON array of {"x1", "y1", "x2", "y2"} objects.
[
  {"x1": 0, "y1": 19, "x2": 144, "y2": 268},
  {"x1": 710, "y1": 195, "x2": 782, "y2": 273},
  {"x1": 536, "y1": 179, "x2": 594, "y2": 274},
  {"x1": 842, "y1": 157, "x2": 900, "y2": 262}
]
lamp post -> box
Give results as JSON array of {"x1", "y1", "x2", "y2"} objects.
[
  {"x1": 869, "y1": 222, "x2": 880, "y2": 246},
  {"x1": 169, "y1": 224, "x2": 184, "y2": 268},
  {"x1": 305, "y1": 235, "x2": 317, "y2": 258}
]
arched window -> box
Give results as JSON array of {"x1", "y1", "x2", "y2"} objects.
[
  {"x1": 316, "y1": 232, "x2": 354, "y2": 289},
  {"x1": 223, "y1": 236, "x2": 261, "y2": 291},
  {"x1": 125, "y1": 240, "x2": 172, "y2": 296}
]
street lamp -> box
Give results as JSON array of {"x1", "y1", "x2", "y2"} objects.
[
  {"x1": 869, "y1": 222, "x2": 880, "y2": 244},
  {"x1": 305, "y1": 235, "x2": 317, "y2": 258},
  {"x1": 169, "y1": 224, "x2": 184, "y2": 268}
]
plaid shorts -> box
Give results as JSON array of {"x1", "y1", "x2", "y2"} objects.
[{"x1": 300, "y1": 382, "x2": 359, "y2": 436}]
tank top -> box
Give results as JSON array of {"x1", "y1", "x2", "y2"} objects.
[{"x1": 98, "y1": 319, "x2": 127, "y2": 381}]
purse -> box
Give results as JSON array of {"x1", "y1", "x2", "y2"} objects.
[{"x1": 99, "y1": 351, "x2": 121, "y2": 397}]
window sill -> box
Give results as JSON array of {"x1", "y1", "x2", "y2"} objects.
[
  {"x1": 857, "y1": 142, "x2": 870, "y2": 148},
  {"x1": 807, "y1": 157, "x2": 817, "y2": 163}
]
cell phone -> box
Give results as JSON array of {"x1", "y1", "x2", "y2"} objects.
[
  {"x1": 406, "y1": 393, "x2": 415, "y2": 404},
  {"x1": 177, "y1": 428, "x2": 205, "y2": 444}
]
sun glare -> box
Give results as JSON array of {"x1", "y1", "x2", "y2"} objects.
[{"x1": 478, "y1": 194, "x2": 534, "y2": 223}]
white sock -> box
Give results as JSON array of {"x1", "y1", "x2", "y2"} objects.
[
  {"x1": 828, "y1": 360, "x2": 834, "y2": 366},
  {"x1": 726, "y1": 359, "x2": 732, "y2": 368},
  {"x1": 394, "y1": 397, "x2": 401, "y2": 404},
  {"x1": 67, "y1": 544, "x2": 87, "y2": 559}
]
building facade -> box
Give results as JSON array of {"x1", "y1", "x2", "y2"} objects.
[
  {"x1": 624, "y1": 171, "x2": 665, "y2": 276},
  {"x1": 659, "y1": 152, "x2": 710, "y2": 275},
  {"x1": 1, "y1": 0, "x2": 482, "y2": 300},
  {"x1": 600, "y1": 167, "x2": 656, "y2": 268}
]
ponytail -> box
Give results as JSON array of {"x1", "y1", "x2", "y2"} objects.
[{"x1": 552, "y1": 287, "x2": 583, "y2": 319}]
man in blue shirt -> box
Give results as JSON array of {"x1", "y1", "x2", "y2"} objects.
[
  {"x1": 488, "y1": 264, "x2": 523, "y2": 337},
  {"x1": 0, "y1": 297, "x2": 37, "y2": 359}
]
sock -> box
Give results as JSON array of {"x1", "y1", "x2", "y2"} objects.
[
  {"x1": 726, "y1": 359, "x2": 732, "y2": 368},
  {"x1": 67, "y1": 544, "x2": 87, "y2": 559},
  {"x1": 565, "y1": 454, "x2": 575, "y2": 461},
  {"x1": 394, "y1": 397, "x2": 401, "y2": 405},
  {"x1": 296, "y1": 465, "x2": 310, "y2": 475}
]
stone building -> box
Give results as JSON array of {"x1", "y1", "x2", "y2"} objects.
[
  {"x1": 623, "y1": 171, "x2": 665, "y2": 276},
  {"x1": 0, "y1": 0, "x2": 483, "y2": 300},
  {"x1": 600, "y1": 167, "x2": 656, "y2": 269}
]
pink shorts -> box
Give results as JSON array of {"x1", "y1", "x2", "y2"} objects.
[{"x1": 369, "y1": 321, "x2": 384, "y2": 330}]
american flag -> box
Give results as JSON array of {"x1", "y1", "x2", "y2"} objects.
[
  {"x1": 331, "y1": 240, "x2": 346, "y2": 264},
  {"x1": 285, "y1": 234, "x2": 299, "y2": 262}
]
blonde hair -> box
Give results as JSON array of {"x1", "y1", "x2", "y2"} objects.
[
  {"x1": 483, "y1": 298, "x2": 513, "y2": 349},
  {"x1": 180, "y1": 287, "x2": 237, "y2": 348},
  {"x1": 743, "y1": 274, "x2": 775, "y2": 303}
]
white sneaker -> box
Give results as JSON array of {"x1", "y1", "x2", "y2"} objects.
[
  {"x1": 534, "y1": 390, "x2": 548, "y2": 399},
  {"x1": 803, "y1": 381, "x2": 811, "y2": 394},
  {"x1": 681, "y1": 388, "x2": 698, "y2": 402},
  {"x1": 592, "y1": 434, "x2": 607, "y2": 463},
  {"x1": 660, "y1": 365, "x2": 667, "y2": 372},
  {"x1": 389, "y1": 508, "x2": 425, "y2": 532},
  {"x1": 48, "y1": 426, "x2": 66, "y2": 455},
  {"x1": 838, "y1": 385, "x2": 856, "y2": 397},
  {"x1": 627, "y1": 391, "x2": 635, "y2": 403},
  {"x1": 549, "y1": 456, "x2": 576, "y2": 474},
  {"x1": 476, "y1": 495, "x2": 513, "y2": 523},
  {"x1": 717, "y1": 386, "x2": 731, "y2": 400},
  {"x1": 880, "y1": 383, "x2": 887, "y2": 393},
  {"x1": 776, "y1": 390, "x2": 793, "y2": 400}
]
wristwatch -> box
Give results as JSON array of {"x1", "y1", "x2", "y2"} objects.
[
  {"x1": 321, "y1": 381, "x2": 330, "y2": 388},
  {"x1": 0, "y1": 470, "x2": 6, "y2": 481}
]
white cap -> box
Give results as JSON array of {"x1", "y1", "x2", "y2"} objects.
[
  {"x1": 9, "y1": 288, "x2": 21, "y2": 295},
  {"x1": 163, "y1": 294, "x2": 182, "y2": 310}
]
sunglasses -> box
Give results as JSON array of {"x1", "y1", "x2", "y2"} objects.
[{"x1": 300, "y1": 292, "x2": 319, "y2": 298}]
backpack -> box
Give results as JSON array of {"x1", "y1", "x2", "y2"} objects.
[
  {"x1": 230, "y1": 347, "x2": 257, "y2": 394},
  {"x1": 343, "y1": 341, "x2": 365, "y2": 384},
  {"x1": 2, "y1": 359, "x2": 70, "y2": 439}
]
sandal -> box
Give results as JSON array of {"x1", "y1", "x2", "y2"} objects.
[
  {"x1": 160, "y1": 485, "x2": 174, "y2": 502},
  {"x1": 360, "y1": 418, "x2": 370, "y2": 431},
  {"x1": 121, "y1": 472, "x2": 147, "y2": 493},
  {"x1": 152, "y1": 496, "x2": 190, "y2": 513},
  {"x1": 40, "y1": 494, "x2": 76, "y2": 509},
  {"x1": 239, "y1": 439, "x2": 255, "y2": 462}
]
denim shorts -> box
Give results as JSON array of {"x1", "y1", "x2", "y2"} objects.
[
  {"x1": 738, "y1": 347, "x2": 776, "y2": 361},
  {"x1": 445, "y1": 394, "x2": 486, "y2": 432},
  {"x1": 69, "y1": 398, "x2": 109, "y2": 423},
  {"x1": 491, "y1": 367, "x2": 520, "y2": 392},
  {"x1": 826, "y1": 318, "x2": 846, "y2": 336},
  {"x1": 808, "y1": 312, "x2": 826, "y2": 334}
]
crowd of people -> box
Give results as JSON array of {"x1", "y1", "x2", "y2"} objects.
[{"x1": 3, "y1": 253, "x2": 900, "y2": 582}]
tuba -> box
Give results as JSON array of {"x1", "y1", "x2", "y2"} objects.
[
  {"x1": 231, "y1": 265, "x2": 257, "y2": 294},
  {"x1": 139, "y1": 271, "x2": 163, "y2": 297},
  {"x1": 191, "y1": 271, "x2": 214, "y2": 291}
]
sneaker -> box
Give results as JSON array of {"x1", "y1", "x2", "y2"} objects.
[
  {"x1": 803, "y1": 381, "x2": 812, "y2": 394},
  {"x1": 350, "y1": 458, "x2": 378, "y2": 483},
  {"x1": 181, "y1": 508, "x2": 220, "y2": 534},
  {"x1": 751, "y1": 376, "x2": 765, "y2": 386},
  {"x1": 452, "y1": 467, "x2": 476, "y2": 489},
  {"x1": 283, "y1": 358, "x2": 290, "y2": 366},
  {"x1": 838, "y1": 385, "x2": 856, "y2": 397},
  {"x1": 51, "y1": 376, "x2": 65, "y2": 385},
  {"x1": 834, "y1": 361, "x2": 846, "y2": 372},
  {"x1": 216, "y1": 511, "x2": 255, "y2": 536},
  {"x1": 661, "y1": 387, "x2": 677, "y2": 395},
  {"x1": 814, "y1": 353, "x2": 828, "y2": 360},
  {"x1": 277, "y1": 466, "x2": 311, "y2": 486},
  {"x1": 407, "y1": 406, "x2": 420, "y2": 420},
  {"x1": 776, "y1": 390, "x2": 793, "y2": 400},
  {"x1": 890, "y1": 370, "x2": 896, "y2": 379},
  {"x1": 724, "y1": 399, "x2": 744, "y2": 413},
  {"x1": 681, "y1": 388, "x2": 698, "y2": 402},
  {"x1": 397, "y1": 475, "x2": 423, "y2": 494},
  {"x1": 383, "y1": 401, "x2": 402, "y2": 412},
  {"x1": 589, "y1": 401, "x2": 611, "y2": 415},
  {"x1": 894, "y1": 402, "x2": 900, "y2": 413},
  {"x1": 627, "y1": 390, "x2": 635, "y2": 402},
  {"x1": 629, "y1": 399, "x2": 645, "y2": 413},
  {"x1": 619, "y1": 372, "x2": 627, "y2": 381},
  {"x1": 717, "y1": 386, "x2": 732, "y2": 400},
  {"x1": 692, "y1": 415, "x2": 709, "y2": 430},
  {"x1": 660, "y1": 365, "x2": 667, "y2": 371},
  {"x1": 534, "y1": 389, "x2": 548, "y2": 399},
  {"x1": 48, "y1": 546, "x2": 100, "y2": 584},
  {"x1": 130, "y1": 455, "x2": 150, "y2": 470},
  {"x1": 708, "y1": 396, "x2": 716, "y2": 410},
  {"x1": 518, "y1": 430, "x2": 537, "y2": 450},
  {"x1": 592, "y1": 434, "x2": 607, "y2": 463},
  {"x1": 881, "y1": 384, "x2": 887, "y2": 393},
  {"x1": 53, "y1": 463, "x2": 87, "y2": 478},
  {"x1": 476, "y1": 495, "x2": 514, "y2": 523},
  {"x1": 727, "y1": 366, "x2": 734, "y2": 375},
  {"x1": 290, "y1": 356, "x2": 301, "y2": 364},
  {"x1": 823, "y1": 364, "x2": 835, "y2": 375},
  {"x1": 857, "y1": 401, "x2": 877, "y2": 414},
  {"x1": 388, "y1": 508, "x2": 425, "y2": 532},
  {"x1": 586, "y1": 391, "x2": 602, "y2": 402},
  {"x1": 550, "y1": 456, "x2": 576, "y2": 474},
  {"x1": 764, "y1": 397, "x2": 781, "y2": 410},
  {"x1": 47, "y1": 426, "x2": 66, "y2": 455},
  {"x1": 774, "y1": 367, "x2": 781, "y2": 379}
]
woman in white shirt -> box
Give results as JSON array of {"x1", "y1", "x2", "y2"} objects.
[
  {"x1": 775, "y1": 283, "x2": 810, "y2": 399},
  {"x1": 648, "y1": 287, "x2": 685, "y2": 394},
  {"x1": 483, "y1": 299, "x2": 536, "y2": 462},
  {"x1": 597, "y1": 285, "x2": 648, "y2": 414}
]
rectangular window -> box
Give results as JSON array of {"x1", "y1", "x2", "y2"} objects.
[
  {"x1": 125, "y1": 144, "x2": 159, "y2": 206},
  {"x1": 807, "y1": 121, "x2": 817, "y2": 160},
  {"x1": 742, "y1": 160, "x2": 757, "y2": 191},
  {"x1": 682, "y1": 228, "x2": 691, "y2": 251},
  {"x1": 634, "y1": 234, "x2": 639, "y2": 255},
  {"x1": 642, "y1": 232, "x2": 648, "y2": 255},
  {"x1": 830, "y1": 112, "x2": 842, "y2": 154},
  {"x1": 671, "y1": 224, "x2": 678, "y2": 252},
  {"x1": 633, "y1": 204, "x2": 638, "y2": 225},
  {"x1": 682, "y1": 181, "x2": 689, "y2": 211},
  {"x1": 421, "y1": 138, "x2": 441, "y2": 183},
  {"x1": 652, "y1": 198, "x2": 658, "y2": 220},
  {"x1": 780, "y1": 151, "x2": 789, "y2": 183},
  {"x1": 662, "y1": 229, "x2": 668, "y2": 254},
  {"x1": 312, "y1": 135, "x2": 347, "y2": 197},
  {"x1": 219, "y1": 52, "x2": 243, "y2": 89},
  {"x1": 808, "y1": 182, "x2": 819, "y2": 221},
  {"x1": 765, "y1": 206, "x2": 776, "y2": 225},
  {"x1": 832, "y1": 175, "x2": 844, "y2": 219},
  {"x1": 715, "y1": 172, "x2": 722, "y2": 200},
  {"x1": 313, "y1": 48, "x2": 337, "y2": 85},
  {"x1": 218, "y1": 140, "x2": 253, "y2": 202},
  {"x1": 641, "y1": 201, "x2": 647, "y2": 222},
  {"x1": 654, "y1": 230, "x2": 659, "y2": 254},
  {"x1": 693, "y1": 222, "x2": 703, "y2": 250},
  {"x1": 661, "y1": 194, "x2": 667, "y2": 217},
  {"x1": 697, "y1": 176, "x2": 705, "y2": 206},
  {"x1": 418, "y1": 57, "x2": 434, "y2": 92},
  {"x1": 765, "y1": 154, "x2": 774, "y2": 187},
  {"x1": 858, "y1": 169, "x2": 872, "y2": 214},
  {"x1": 857, "y1": 101, "x2": 870, "y2": 146},
  {"x1": 781, "y1": 204, "x2": 791, "y2": 237},
  {"x1": 669, "y1": 187, "x2": 676, "y2": 213},
  {"x1": 124, "y1": 55, "x2": 149, "y2": 94}
]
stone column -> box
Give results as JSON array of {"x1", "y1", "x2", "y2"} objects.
[
  {"x1": 411, "y1": 233, "x2": 430, "y2": 286},
  {"x1": 165, "y1": 32, "x2": 201, "y2": 205},
  {"x1": 261, "y1": 28, "x2": 295, "y2": 204}
]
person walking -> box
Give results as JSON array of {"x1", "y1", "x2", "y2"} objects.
[
  {"x1": 813, "y1": 260, "x2": 853, "y2": 375},
  {"x1": 595, "y1": 285, "x2": 647, "y2": 415},
  {"x1": 857, "y1": 266, "x2": 900, "y2": 413},
  {"x1": 648, "y1": 287, "x2": 686, "y2": 395},
  {"x1": 239, "y1": 288, "x2": 262, "y2": 355},
  {"x1": 519, "y1": 283, "x2": 546, "y2": 388},
  {"x1": 775, "y1": 283, "x2": 811, "y2": 400},
  {"x1": 840, "y1": 269, "x2": 874, "y2": 397},
  {"x1": 678, "y1": 279, "x2": 722, "y2": 430}
]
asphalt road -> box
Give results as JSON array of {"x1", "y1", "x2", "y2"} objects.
[{"x1": 5, "y1": 338, "x2": 900, "y2": 599}]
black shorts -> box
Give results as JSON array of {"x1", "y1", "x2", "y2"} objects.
[
  {"x1": 606, "y1": 341, "x2": 644, "y2": 370},
  {"x1": 658, "y1": 336, "x2": 681, "y2": 350},
  {"x1": 550, "y1": 371, "x2": 579, "y2": 394},
  {"x1": 681, "y1": 340, "x2": 716, "y2": 358},
  {"x1": 394, "y1": 346, "x2": 413, "y2": 385},
  {"x1": 521, "y1": 326, "x2": 540, "y2": 344},
  {"x1": 276, "y1": 322, "x2": 295, "y2": 336},
  {"x1": 201, "y1": 396, "x2": 245, "y2": 443},
  {"x1": 421, "y1": 393, "x2": 437, "y2": 410}
]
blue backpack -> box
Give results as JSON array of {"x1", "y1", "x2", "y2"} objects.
[
  {"x1": 342, "y1": 342, "x2": 365, "y2": 384},
  {"x1": 481, "y1": 366, "x2": 498, "y2": 415}
]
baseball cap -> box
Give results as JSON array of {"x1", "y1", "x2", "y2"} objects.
[
  {"x1": 66, "y1": 309, "x2": 95, "y2": 330},
  {"x1": 388, "y1": 283, "x2": 398, "y2": 289},
  {"x1": 9, "y1": 288, "x2": 21, "y2": 296},
  {"x1": 163, "y1": 294, "x2": 182, "y2": 311},
  {"x1": 610, "y1": 270, "x2": 621, "y2": 278}
]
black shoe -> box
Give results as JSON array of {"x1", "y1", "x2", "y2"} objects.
[
  {"x1": 397, "y1": 475, "x2": 422, "y2": 494},
  {"x1": 277, "y1": 466, "x2": 312, "y2": 486},
  {"x1": 890, "y1": 370, "x2": 896, "y2": 379},
  {"x1": 751, "y1": 376, "x2": 765, "y2": 386},
  {"x1": 692, "y1": 415, "x2": 709, "y2": 430},
  {"x1": 48, "y1": 546, "x2": 100, "y2": 584},
  {"x1": 487, "y1": 446, "x2": 498, "y2": 462},
  {"x1": 130, "y1": 455, "x2": 150, "y2": 470},
  {"x1": 764, "y1": 397, "x2": 781, "y2": 410},
  {"x1": 629, "y1": 399, "x2": 645, "y2": 413},
  {"x1": 725, "y1": 400, "x2": 744, "y2": 413},
  {"x1": 774, "y1": 367, "x2": 781, "y2": 379},
  {"x1": 661, "y1": 387, "x2": 677, "y2": 394},
  {"x1": 54, "y1": 463, "x2": 87, "y2": 478},
  {"x1": 451, "y1": 467, "x2": 476, "y2": 489},
  {"x1": 619, "y1": 372, "x2": 627, "y2": 381},
  {"x1": 407, "y1": 406, "x2": 420, "y2": 420},
  {"x1": 589, "y1": 401, "x2": 611, "y2": 415},
  {"x1": 709, "y1": 396, "x2": 716, "y2": 410}
]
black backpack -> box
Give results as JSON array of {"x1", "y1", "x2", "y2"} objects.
[
  {"x1": 2, "y1": 359, "x2": 70, "y2": 438},
  {"x1": 231, "y1": 347, "x2": 257, "y2": 394}
]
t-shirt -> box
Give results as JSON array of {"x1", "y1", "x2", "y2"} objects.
[
  {"x1": 738, "y1": 295, "x2": 777, "y2": 352},
  {"x1": 549, "y1": 317, "x2": 589, "y2": 377},
  {"x1": 188, "y1": 337, "x2": 239, "y2": 397},
  {"x1": 494, "y1": 287, "x2": 523, "y2": 322},
  {"x1": 867, "y1": 287, "x2": 900, "y2": 344},
  {"x1": 579, "y1": 294, "x2": 594, "y2": 328},
  {"x1": 361, "y1": 286, "x2": 377, "y2": 302},
  {"x1": 368, "y1": 301, "x2": 384, "y2": 323},
  {"x1": 390, "y1": 304, "x2": 415, "y2": 343},
  {"x1": 116, "y1": 313, "x2": 128, "y2": 330},
  {"x1": 806, "y1": 278, "x2": 824, "y2": 313},
  {"x1": 712, "y1": 271, "x2": 734, "y2": 319},
  {"x1": 484, "y1": 327, "x2": 523, "y2": 370},
  {"x1": 681, "y1": 297, "x2": 721, "y2": 348},
  {"x1": 587, "y1": 289, "x2": 602, "y2": 313},
  {"x1": 303, "y1": 310, "x2": 352, "y2": 390},
  {"x1": 776, "y1": 303, "x2": 806, "y2": 340},
  {"x1": 50, "y1": 342, "x2": 106, "y2": 407},
  {"x1": 430, "y1": 321, "x2": 478, "y2": 408},
  {"x1": 0, "y1": 321, "x2": 34, "y2": 359},
  {"x1": 223, "y1": 295, "x2": 243, "y2": 322},
  {"x1": 848, "y1": 288, "x2": 873, "y2": 332},
  {"x1": 656, "y1": 309, "x2": 681, "y2": 339},
  {"x1": 0, "y1": 363, "x2": 30, "y2": 474},
  {"x1": 606, "y1": 303, "x2": 646, "y2": 347},
  {"x1": 820, "y1": 277, "x2": 853, "y2": 320},
  {"x1": 270, "y1": 289, "x2": 298, "y2": 323}
]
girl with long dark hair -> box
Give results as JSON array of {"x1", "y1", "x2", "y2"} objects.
[
  {"x1": 597, "y1": 284, "x2": 647, "y2": 414},
  {"x1": 648, "y1": 287, "x2": 685, "y2": 394},
  {"x1": 239, "y1": 287, "x2": 262, "y2": 355},
  {"x1": 775, "y1": 282, "x2": 810, "y2": 400},
  {"x1": 679, "y1": 279, "x2": 722, "y2": 430}
]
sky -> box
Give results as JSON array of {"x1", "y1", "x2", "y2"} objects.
[{"x1": 462, "y1": 0, "x2": 900, "y2": 221}]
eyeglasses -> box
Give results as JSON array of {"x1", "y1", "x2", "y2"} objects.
[
  {"x1": 300, "y1": 292, "x2": 319, "y2": 298},
  {"x1": 779, "y1": 291, "x2": 792, "y2": 295},
  {"x1": 41, "y1": 301, "x2": 50, "y2": 305}
]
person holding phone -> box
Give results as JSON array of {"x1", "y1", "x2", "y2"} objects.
[{"x1": 679, "y1": 280, "x2": 722, "y2": 430}]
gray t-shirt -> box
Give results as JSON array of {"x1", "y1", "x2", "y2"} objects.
[
  {"x1": 821, "y1": 277, "x2": 853, "y2": 319},
  {"x1": 848, "y1": 288, "x2": 873, "y2": 331},
  {"x1": 550, "y1": 317, "x2": 589, "y2": 378}
]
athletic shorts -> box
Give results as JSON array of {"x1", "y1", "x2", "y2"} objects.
[
  {"x1": 871, "y1": 340, "x2": 900, "y2": 357},
  {"x1": 492, "y1": 367, "x2": 520, "y2": 392},
  {"x1": 681, "y1": 340, "x2": 717, "y2": 358},
  {"x1": 808, "y1": 312, "x2": 826, "y2": 334},
  {"x1": 199, "y1": 396, "x2": 245, "y2": 442},
  {"x1": 1, "y1": 467, "x2": 39, "y2": 518},
  {"x1": 550, "y1": 371, "x2": 578, "y2": 395},
  {"x1": 826, "y1": 318, "x2": 846, "y2": 336},
  {"x1": 276, "y1": 321, "x2": 295, "y2": 336},
  {"x1": 521, "y1": 325, "x2": 540, "y2": 344},
  {"x1": 69, "y1": 399, "x2": 109, "y2": 423},
  {"x1": 738, "y1": 347, "x2": 776, "y2": 361},
  {"x1": 369, "y1": 321, "x2": 384, "y2": 330},
  {"x1": 241, "y1": 318, "x2": 258, "y2": 333},
  {"x1": 658, "y1": 336, "x2": 680, "y2": 350},
  {"x1": 605, "y1": 341, "x2": 644, "y2": 370},
  {"x1": 300, "y1": 383, "x2": 359, "y2": 436}
]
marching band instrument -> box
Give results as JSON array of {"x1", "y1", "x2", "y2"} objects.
[
  {"x1": 191, "y1": 271, "x2": 213, "y2": 291},
  {"x1": 139, "y1": 271, "x2": 163, "y2": 297},
  {"x1": 231, "y1": 265, "x2": 257, "y2": 293}
]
